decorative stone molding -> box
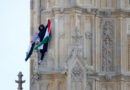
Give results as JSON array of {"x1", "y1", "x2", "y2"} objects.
[
  {"x1": 68, "y1": 57, "x2": 86, "y2": 90},
  {"x1": 66, "y1": 27, "x2": 84, "y2": 59},
  {"x1": 101, "y1": 19, "x2": 115, "y2": 72},
  {"x1": 71, "y1": 62, "x2": 83, "y2": 81},
  {"x1": 87, "y1": 72, "x2": 130, "y2": 82},
  {"x1": 41, "y1": 7, "x2": 130, "y2": 18},
  {"x1": 31, "y1": 73, "x2": 40, "y2": 85}
]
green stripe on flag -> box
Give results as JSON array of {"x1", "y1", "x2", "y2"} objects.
[
  {"x1": 34, "y1": 34, "x2": 52, "y2": 50},
  {"x1": 26, "y1": 52, "x2": 28, "y2": 56}
]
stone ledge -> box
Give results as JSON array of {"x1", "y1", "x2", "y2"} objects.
[
  {"x1": 40, "y1": 7, "x2": 130, "y2": 18},
  {"x1": 87, "y1": 72, "x2": 130, "y2": 81}
]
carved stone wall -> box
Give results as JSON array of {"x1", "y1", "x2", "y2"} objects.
[{"x1": 30, "y1": 0, "x2": 130, "y2": 90}]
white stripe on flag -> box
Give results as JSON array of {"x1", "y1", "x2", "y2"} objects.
[{"x1": 38, "y1": 44, "x2": 43, "y2": 50}]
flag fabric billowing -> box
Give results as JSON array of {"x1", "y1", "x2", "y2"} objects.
[
  {"x1": 25, "y1": 33, "x2": 38, "y2": 61},
  {"x1": 25, "y1": 41, "x2": 35, "y2": 61},
  {"x1": 34, "y1": 20, "x2": 52, "y2": 50}
]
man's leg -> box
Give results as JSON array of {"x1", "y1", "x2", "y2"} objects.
[
  {"x1": 38, "y1": 43, "x2": 48, "y2": 65},
  {"x1": 38, "y1": 50, "x2": 44, "y2": 65}
]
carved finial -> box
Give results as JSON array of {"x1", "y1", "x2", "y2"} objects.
[
  {"x1": 72, "y1": 27, "x2": 83, "y2": 43},
  {"x1": 15, "y1": 72, "x2": 25, "y2": 90}
]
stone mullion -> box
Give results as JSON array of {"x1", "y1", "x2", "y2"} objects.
[
  {"x1": 92, "y1": 15, "x2": 96, "y2": 69},
  {"x1": 114, "y1": 17, "x2": 121, "y2": 73},
  {"x1": 119, "y1": 17, "x2": 126, "y2": 73},
  {"x1": 91, "y1": 15, "x2": 95, "y2": 66},
  {"x1": 64, "y1": 15, "x2": 70, "y2": 62},
  {"x1": 95, "y1": 16, "x2": 101, "y2": 72},
  {"x1": 55, "y1": 14, "x2": 59, "y2": 69},
  {"x1": 120, "y1": 17, "x2": 124, "y2": 73},
  {"x1": 122, "y1": 17, "x2": 128, "y2": 73},
  {"x1": 120, "y1": 81, "x2": 125, "y2": 90},
  {"x1": 83, "y1": 16, "x2": 87, "y2": 60}
]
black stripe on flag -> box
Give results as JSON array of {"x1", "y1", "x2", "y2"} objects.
[{"x1": 25, "y1": 42, "x2": 35, "y2": 61}]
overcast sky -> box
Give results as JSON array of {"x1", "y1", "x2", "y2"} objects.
[{"x1": 0, "y1": 0, "x2": 30, "y2": 90}]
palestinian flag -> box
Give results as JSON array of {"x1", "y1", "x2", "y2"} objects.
[
  {"x1": 25, "y1": 41, "x2": 35, "y2": 61},
  {"x1": 34, "y1": 20, "x2": 52, "y2": 50},
  {"x1": 25, "y1": 33, "x2": 38, "y2": 61}
]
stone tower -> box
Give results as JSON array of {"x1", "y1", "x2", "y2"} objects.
[{"x1": 30, "y1": 0, "x2": 130, "y2": 90}]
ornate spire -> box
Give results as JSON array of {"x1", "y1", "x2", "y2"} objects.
[{"x1": 15, "y1": 72, "x2": 25, "y2": 90}]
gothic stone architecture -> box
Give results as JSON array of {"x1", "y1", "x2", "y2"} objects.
[{"x1": 30, "y1": 0, "x2": 130, "y2": 90}]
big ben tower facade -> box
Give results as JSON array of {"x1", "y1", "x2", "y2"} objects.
[{"x1": 30, "y1": 0, "x2": 130, "y2": 90}]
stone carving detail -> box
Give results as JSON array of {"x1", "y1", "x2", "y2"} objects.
[
  {"x1": 71, "y1": 63, "x2": 83, "y2": 81},
  {"x1": 68, "y1": 45, "x2": 83, "y2": 59},
  {"x1": 102, "y1": 20, "x2": 114, "y2": 72},
  {"x1": 72, "y1": 27, "x2": 83, "y2": 43},
  {"x1": 71, "y1": 63, "x2": 84, "y2": 90},
  {"x1": 31, "y1": 73, "x2": 40, "y2": 85},
  {"x1": 68, "y1": 27, "x2": 83, "y2": 59}
]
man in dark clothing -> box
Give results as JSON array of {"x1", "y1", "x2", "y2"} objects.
[{"x1": 38, "y1": 24, "x2": 48, "y2": 64}]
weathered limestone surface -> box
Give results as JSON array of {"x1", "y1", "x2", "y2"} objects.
[{"x1": 30, "y1": 0, "x2": 130, "y2": 90}]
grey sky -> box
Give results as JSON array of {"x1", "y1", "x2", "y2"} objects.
[{"x1": 0, "y1": 0, "x2": 30, "y2": 90}]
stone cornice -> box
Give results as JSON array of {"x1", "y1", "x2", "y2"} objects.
[
  {"x1": 87, "y1": 72, "x2": 130, "y2": 82},
  {"x1": 40, "y1": 7, "x2": 130, "y2": 18},
  {"x1": 38, "y1": 73, "x2": 66, "y2": 80}
]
